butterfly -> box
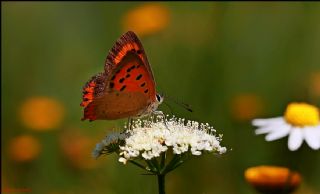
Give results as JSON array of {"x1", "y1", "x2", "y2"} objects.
[{"x1": 80, "y1": 31, "x2": 163, "y2": 122}]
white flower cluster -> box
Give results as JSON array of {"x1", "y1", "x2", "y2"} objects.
[{"x1": 119, "y1": 116, "x2": 227, "y2": 164}]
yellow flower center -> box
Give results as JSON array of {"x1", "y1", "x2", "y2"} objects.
[{"x1": 284, "y1": 103, "x2": 319, "y2": 126}]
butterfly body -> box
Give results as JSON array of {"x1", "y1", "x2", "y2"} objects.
[{"x1": 81, "y1": 31, "x2": 163, "y2": 121}]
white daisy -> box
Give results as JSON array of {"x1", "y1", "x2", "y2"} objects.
[{"x1": 252, "y1": 102, "x2": 320, "y2": 151}]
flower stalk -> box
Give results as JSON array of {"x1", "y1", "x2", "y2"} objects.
[{"x1": 157, "y1": 174, "x2": 165, "y2": 194}]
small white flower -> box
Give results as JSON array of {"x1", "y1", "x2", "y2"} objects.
[
  {"x1": 252, "y1": 102, "x2": 320, "y2": 151},
  {"x1": 219, "y1": 147, "x2": 227, "y2": 154},
  {"x1": 92, "y1": 132, "x2": 128, "y2": 159},
  {"x1": 118, "y1": 115, "x2": 226, "y2": 163},
  {"x1": 92, "y1": 143, "x2": 104, "y2": 159},
  {"x1": 118, "y1": 157, "x2": 127, "y2": 164}
]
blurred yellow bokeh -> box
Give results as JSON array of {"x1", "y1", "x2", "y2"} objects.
[
  {"x1": 19, "y1": 97, "x2": 65, "y2": 131},
  {"x1": 9, "y1": 135, "x2": 41, "y2": 162},
  {"x1": 309, "y1": 71, "x2": 320, "y2": 98},
  {"x1": 230, "y1": 94, "x2": 264, "y2": 121},
  {"x1": 122, "y1": 3, "x2": 170, "y2": 37},
  {"x1": 245, "y1": 165, "x2": 301, "y2": 194},
  {"x1": 59, "y1": 129, "x2": 99, "y2": 170}
]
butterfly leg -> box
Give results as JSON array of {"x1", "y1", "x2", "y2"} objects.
[
  {"x1": 162, "y1": 114, "x2": 169, "y2": 130},
  {"x1": 152, "y1": 111, "x2": 169, "y2": 129},
  {"x1": 130, "y1": 118, "x2": 134, "y2": 130},
  {"x1": 127, "y1": 117, "x2": 133, "y2": 130}
]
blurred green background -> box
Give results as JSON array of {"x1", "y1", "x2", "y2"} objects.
[{"x1": 2, "y1": 2, "x2": 320, "y2": 194}]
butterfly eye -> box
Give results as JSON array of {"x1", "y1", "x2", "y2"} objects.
[{"x1": 156, "y1": 94, "x2": 163, "y2": 103}]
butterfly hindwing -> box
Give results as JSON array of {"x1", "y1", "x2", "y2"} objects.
[
  {"x1": 83, "y1": 90, "x2": 149, "y2": 120},
  {"x1": 80, "y1": 73, "x2": 107, "y2": 121},
  {"x1": 80, "y1": 73, "x2": 106, "y2": 108}
]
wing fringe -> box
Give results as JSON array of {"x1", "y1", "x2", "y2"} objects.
[{"x1": 105, "y1": 31, "x2": 147, "y2": 76}]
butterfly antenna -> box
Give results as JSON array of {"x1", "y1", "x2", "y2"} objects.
[
  {"x1": 164, "y1": 94, "x2": 193, "y2": 113},
  {"x1": 157, "y1": 84, "x2": 193, "y2": 112}
]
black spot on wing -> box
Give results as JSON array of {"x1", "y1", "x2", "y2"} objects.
[
  {"x1": 136, "y1": 74, "x2": 142, "y2": 80},
  {"x1": 120, "y1": 85, "x2": 126, "y2": 91},
  {"x1": 127, "y1": 65, "x2": 136, "y2": 72}
]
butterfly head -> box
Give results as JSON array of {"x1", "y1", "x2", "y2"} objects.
[
  {"x1": 156, "y1": 93, "x2": 164, "y2": 105},
  {"x1": 147, "y1": 93, "x2": 163, "y2": 115}
]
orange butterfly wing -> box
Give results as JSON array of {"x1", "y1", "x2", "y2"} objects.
[{"x1": 81, "y1": 31, "x2": 157, "y2": 121}]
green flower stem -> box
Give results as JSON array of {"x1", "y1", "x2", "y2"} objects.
[
  {"x1": 152, "y1": 158, "x2": 160, "y2": 171},
  {"x1": 166, "y1": 160, "x2": 184, "y2": 173},
  {"x1": 145, "y1": 160, "x2": 158, "y2": 172},
  {"x1": 129, "y1": 160, "x2": 149, "y2": 171},
  {"x1": 130, "y1": 153, "x2": 187, "y2": 194},
  {"x1": 161, "y1": 154, "x2": 181, "y2": 174},
  {"x1": 166, "y1": 154, "x2": 190, "y2": 173},
  {"x1": 160, "y1": 152, "x2": 166, "y2": 168},
  {"x1": 157, "y1": 174, "x2": 165, "y2": 194}
]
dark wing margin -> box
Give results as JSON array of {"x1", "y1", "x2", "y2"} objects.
[{"x1": 104, "y1": 31, "x2": 154, "y2": 81}]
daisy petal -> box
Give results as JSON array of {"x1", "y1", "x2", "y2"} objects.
[
  {"x1": 255, "y1": 121, "x2": 289, "y2": 135},
  {"x1": 252, "y1": 117, "x2": 284, "y2": 127},
  {"x1": 265, "y1": 124, "x2": 290, "y2": 141},
  {"x1": 288, "y1": 128, "x2": 303, "y2": 151},
  {"x1": 255, "y1": 126, "x2": 276, "y2": 135},
  {"x1": 303, "y1": 127, "x2": 320, "y2": 150}
]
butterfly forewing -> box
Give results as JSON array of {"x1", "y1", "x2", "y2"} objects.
[
  {"x1": 106, "y1": 51, "x2": 156, "y2": 98},
  {"x1": 105, "y1": 31, "x2": 154, "y2": 82}
]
